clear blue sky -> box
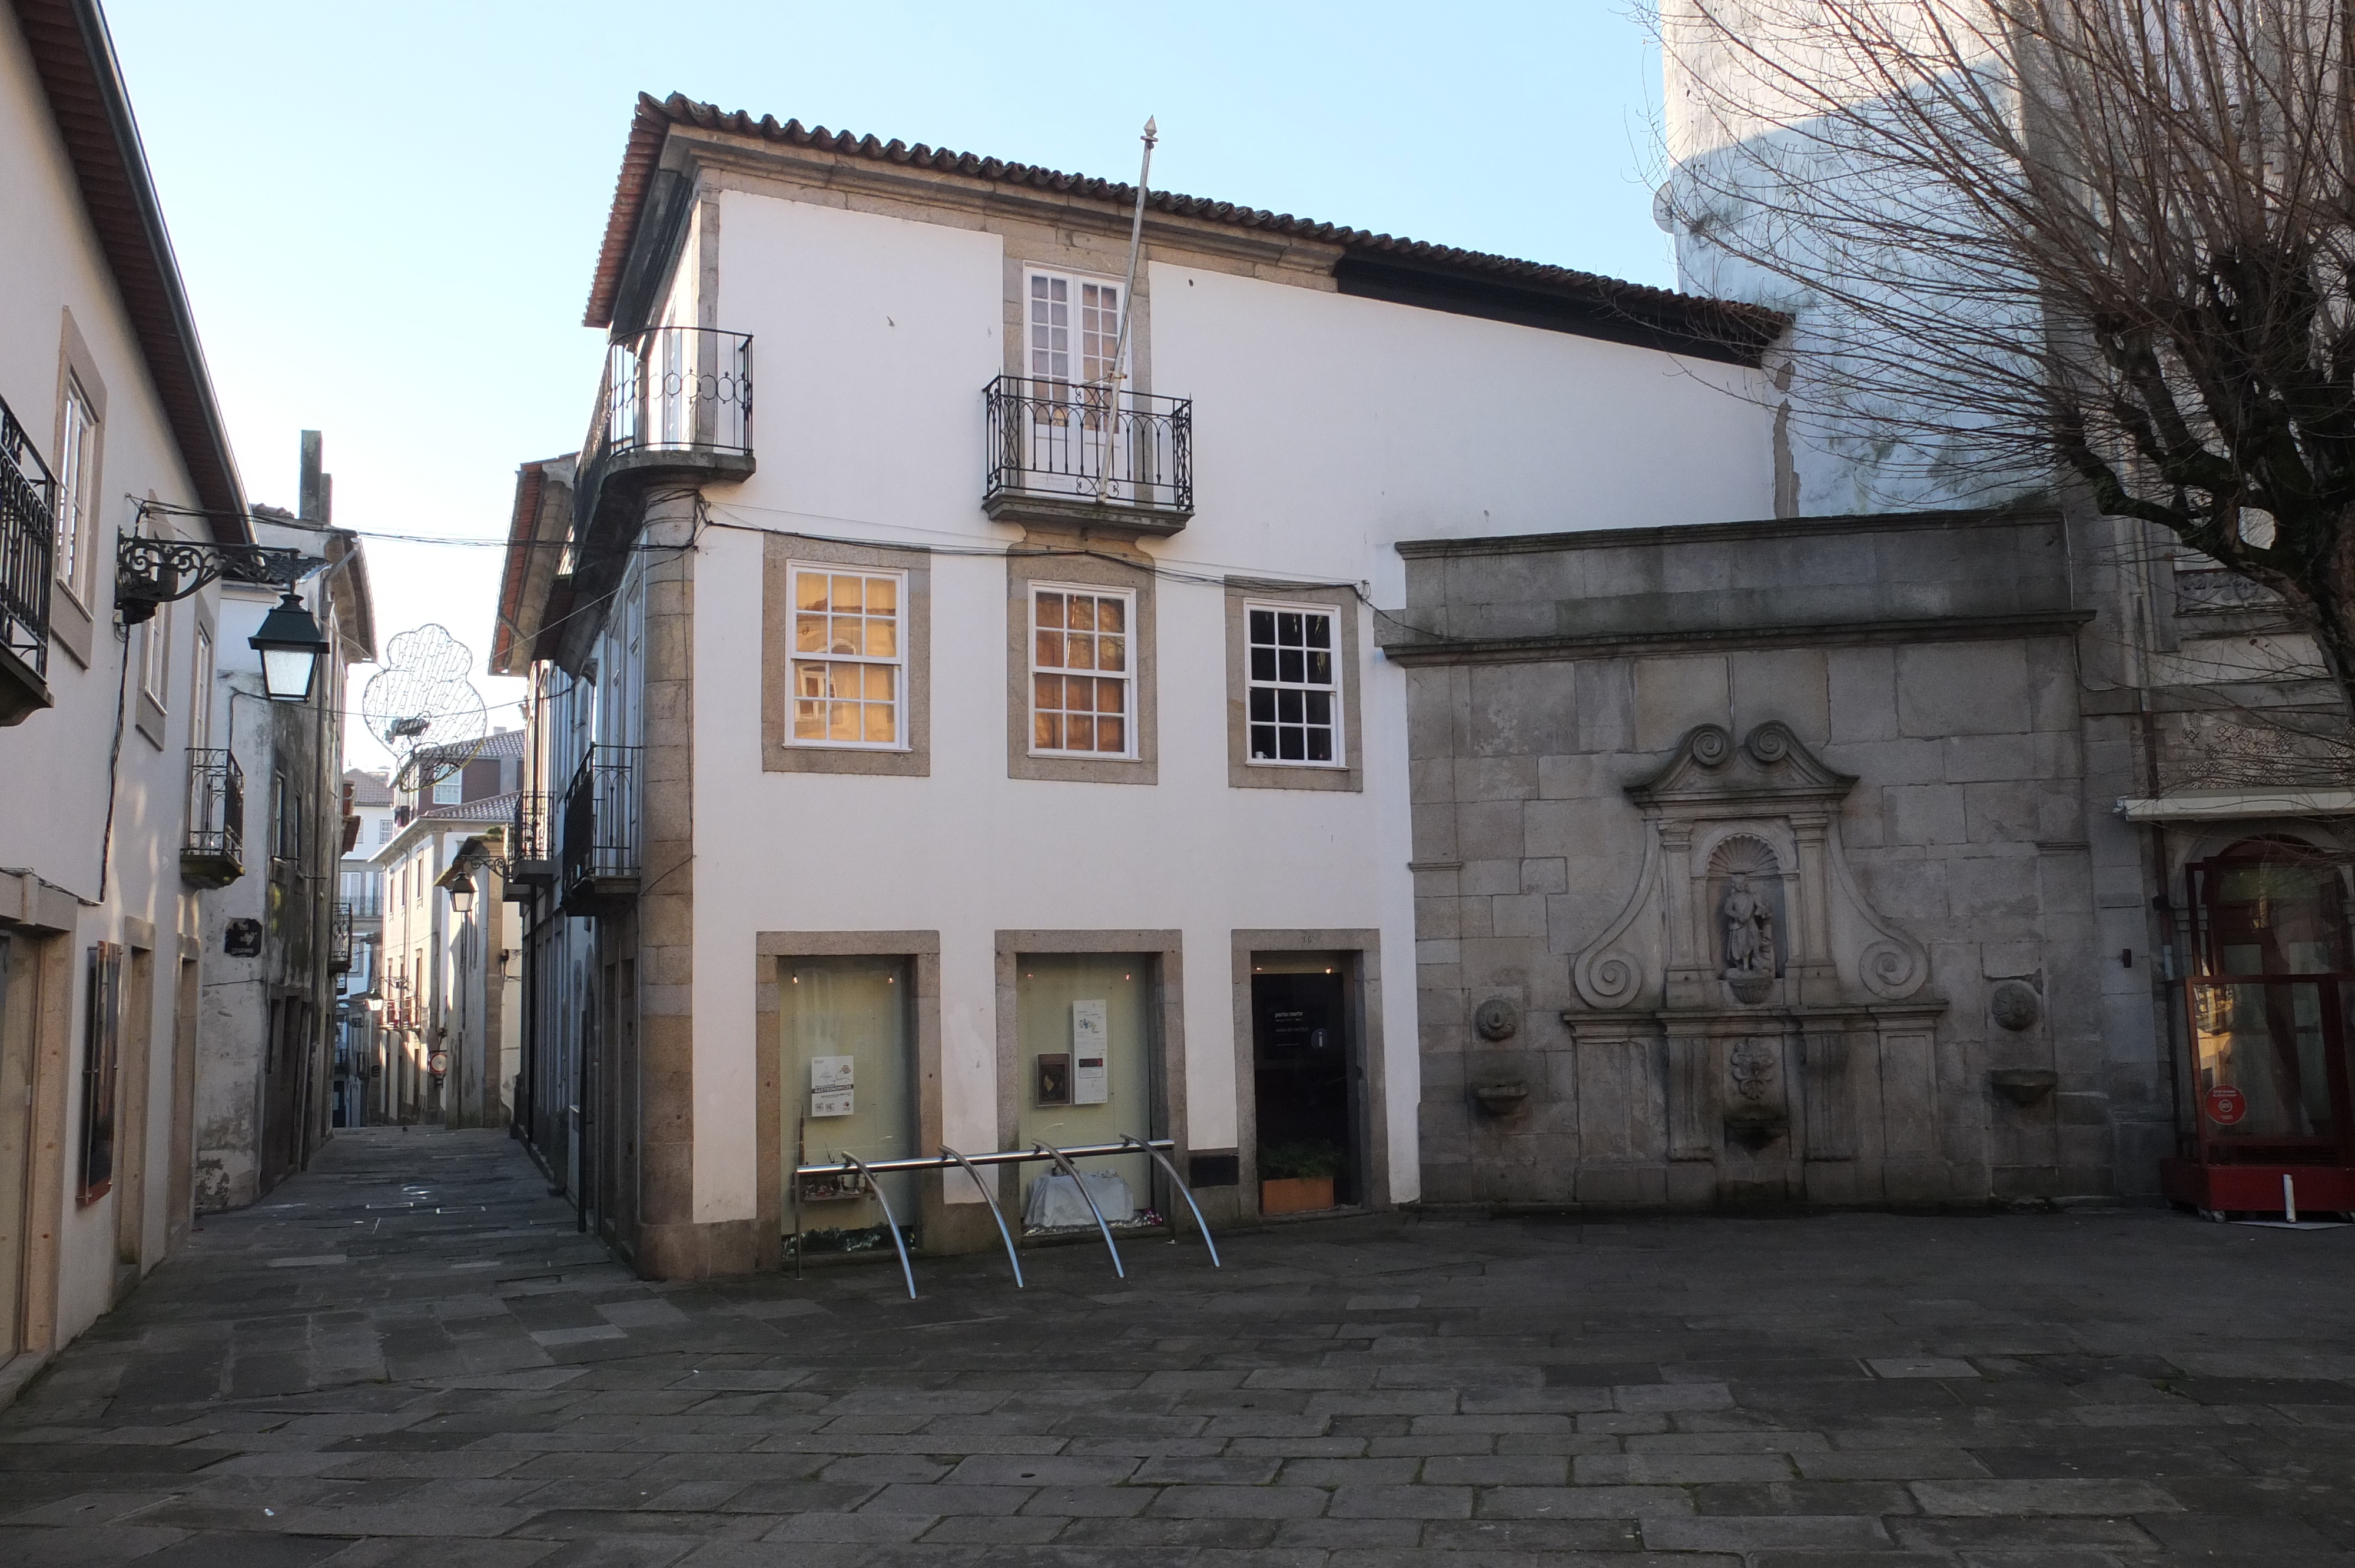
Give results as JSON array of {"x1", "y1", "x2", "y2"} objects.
[{"x1": 105, "y1": 0, "x2": 1675, "y2": 768}]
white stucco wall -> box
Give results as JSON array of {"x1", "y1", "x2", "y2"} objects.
[
  {"x1": 0, "y1": 8, "x2": 236, "y2": 1348},
  {"x1": 655, "y1": 185, "x2": 1775, "y2": 1231}
]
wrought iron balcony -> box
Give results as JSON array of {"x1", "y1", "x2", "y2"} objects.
[
  {"x1": 505, "y1": 791, "x2": 555, "y2": 898},
  {"x1": 0, "y1": 396, "x2": 56, "y2": 725},
  {"x1": 579, "y1": 325, "x2": 754, "y2": 505},
  {"x1": 182, "y1": 749, "x2": 244, "y2": 889},
  {"x1": 559, "y1": 745, "x2": 640, "y2": 914},
  {"x1": 329, "y1": 902, "x2": 354, "y2": 972},
  {"x1": 983, "y1": 376, "x2": 1193, "y2": 533}
]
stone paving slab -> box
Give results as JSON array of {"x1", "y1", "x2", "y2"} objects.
[{"x1": 4, "y1": 1127, "x2": 2355, "y2": 1564}]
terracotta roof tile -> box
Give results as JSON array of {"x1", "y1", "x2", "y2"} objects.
[{"x1": 585, "y1": 93, "x2": 1787, "y2": 363}]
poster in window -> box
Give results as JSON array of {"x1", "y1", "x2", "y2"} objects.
[
  {"x1": 1072, "y1": 999, "x2": 1109, "y2": 1103},
  {"x1": 78, "y1": 941, "x2": 122, "y2": 1204},
  {"x1": 1035, "y1": 1052, "x2": 1072, "y2": 1106}
]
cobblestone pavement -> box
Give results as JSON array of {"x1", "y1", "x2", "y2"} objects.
[{"x1": 5, "y1": 1130, "x2": 2355, "y2": 1567}]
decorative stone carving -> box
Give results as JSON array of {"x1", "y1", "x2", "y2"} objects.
[
  {"x1": 1473, "y1": 998, "x2": 1521, "y2": 1041},
  {"x1": 1571, "y1": 722, "x2": 1934, "y2": 1014},
  {"x1": 1990, "y1": 979, "x2": 2041, "y2": 1032},
  {"x1": 1723, "y1": 1037, "x2": 1787, "y2": 1149}
]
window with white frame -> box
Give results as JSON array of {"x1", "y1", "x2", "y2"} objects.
[
  {"x1": 1030, "y1": 584, "x2": 1132, "y2": 756},
  {"x1": 376, "y1": 817, "x2": 394, "y2": 845},
  {"x1": 54, "y1": 376, "x2": 97, "y2": 597},
  {"x1": 788, "y1": 564, "x2": 905, "y2": 748},
  {"x1": 1246, "y1": 603, "x2": 1341, "y2": 765},
  {"x1": 140, "y1": 601, "x2": 169, "y2": 704},
  {"x1": 1028, "y1": 270, "x2": 1121, "y2": 390},
  {"x1": 432, "y1": 773, "x2": 461, "y2": 806}
]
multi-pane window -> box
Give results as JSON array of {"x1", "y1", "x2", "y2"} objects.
[
  {"x1": 790, "y1": 566, "x2": 904, "y2": 748},
  {"x1": 432, "y1": 773, "x2": 461, "y2": 806},
  {"x1": 1246, "y1": 604, "x2": 1340, "y2": 765},
  {"x1": 141, "y1": 601, "x2": 168, "y2": 703},
  {"x1": 1029, "y1": 273, "x2": 1120, "y2": 388},
  {"x1": 1031, "y1": 586, "x2": 1130, "y2": 756},
  {"x1": 54, "y1": 376, "x2": 97, "y2": 596}
]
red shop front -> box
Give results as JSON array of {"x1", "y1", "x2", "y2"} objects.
[{"x1": 2161, "y1": 837, "x2": 2355, "y2": 1215}]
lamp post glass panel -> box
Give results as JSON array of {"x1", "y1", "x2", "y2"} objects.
[
  {"x1": 248, "y1": 588, "x2": 330, "y2": 703},
  {"x1": 447, "y1": 880, "x2": 475, "y2": 916}
]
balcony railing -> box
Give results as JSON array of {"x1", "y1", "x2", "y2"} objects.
[
  {"x1": 581, "y1": 325, "x2": 753, "y2": 494},
  {"x1": 559, "y1": 745, "x2": 640, "y2": 911},
  {"x1": 984, "y1": 376, "x2": 1192, "y2": 528},
  {"x1": 506, "y1": 790, "x2": 555, "y2": 895},
  {"x1": 329, "y1": 903, "x2": 354, "y2": 972},
  {"x1": 0, "y1": 396, "x2": 57, "y2": 723},
  {"x1": 182, "y1": 749, "x2": 244, "y2": 888}
]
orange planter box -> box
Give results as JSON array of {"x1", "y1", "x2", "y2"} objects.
[{"x1": 1260, "y1": 1176, "x2": 1335, "y2": 1215}]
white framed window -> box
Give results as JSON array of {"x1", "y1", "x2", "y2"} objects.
[
  {"x1": 1030, "y1": 584, "x2": 1132, "y2": 757},
  {"x1": 187, "y1": 624, "x2": 213, "y2": 753},
  {"x1": 376, "y1": 818, "x2": 394, "y2": 845},
  {"x1": 788, "y1": 564, "x2": 905, "y2": 749},
  {"x1": 140, "y1": 600, "x2": 169, "y2": 705},
  {"x1": 1245, "y1": 602, "x2": 1341, "y2": 766},
  {"x1": 54, "y1": 376, "x2": 97, "y2": 599},
  {"x1": 432, "y1": 773, "x2": 461, "y2": 806},
  {"x1": 1027, "y1": 269, "x2": 1121, "y2": 389}
]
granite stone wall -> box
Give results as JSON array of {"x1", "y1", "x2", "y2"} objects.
[{"x1": 1384, "y1": 507, "x2": 2165, "y2": 1210}]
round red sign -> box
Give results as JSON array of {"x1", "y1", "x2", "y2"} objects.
[
  {"x1": 2205, "y1": 1084, "x2": 2248, "y2": 1127},
  {"x1": 427, "y1": 1050, "x2": 450, "y2": 1079}
]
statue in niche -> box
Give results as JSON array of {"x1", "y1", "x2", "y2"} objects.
[{"x1": 1721, "y1": 875, "x2": 1777, "y2": 980}]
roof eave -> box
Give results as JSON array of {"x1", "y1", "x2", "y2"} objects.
[{"x1": 12, "y1": 0, "x2": 249, "y2": 542}]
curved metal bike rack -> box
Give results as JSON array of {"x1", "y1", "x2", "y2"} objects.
[
  {"x1": 838, "y1": 1151, "x2": 917, "y2": 1301},
  {"x1": 788, "y1": 1137, "x2": 1216, "y2": 1297},
  {"x1": 1034, "y1": 1139, "x2": 1124, "y2": 1279},
  {"x1": 940, "y1": 1144, "x2": 1023, "y2": 1288},
  {"x1": 1123, "y1": 1134, "x2": 1220, "y2": 1267}
]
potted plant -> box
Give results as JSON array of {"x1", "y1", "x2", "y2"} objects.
[{"x1": 1259, "y1": 1141, "x2": 1345, "y2": 1214}]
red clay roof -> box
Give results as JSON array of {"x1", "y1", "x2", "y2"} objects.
[
  {"x1": 585, "y1": 92, "x2": 1787, "y2": 360},
  {"x1": 11, "y1": 0, "x2": 248, "y2": 540}
]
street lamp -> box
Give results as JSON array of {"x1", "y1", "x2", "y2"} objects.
[
  {"x1": 248, "y1": 587, "x2": 332, "y2": 703},
  {"x1": 447, "y1": 879, "x2": 475, "y2": 916}
]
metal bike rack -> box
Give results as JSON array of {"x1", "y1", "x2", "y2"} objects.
[
  {"x1": 791, "y1": 1136, "x2": 1217, "y2": 1298},
  {"x1": 1034, "y1": 1138, "x2": 1125, "y2": 1280}
]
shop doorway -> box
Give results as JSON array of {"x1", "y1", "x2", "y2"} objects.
[
  {"x1": 782, "y1": 954, "x2": 918, "y2": 1257},
  {"x1": 1250, "y1": 955, "x2": 1361, "y2": 1212}
]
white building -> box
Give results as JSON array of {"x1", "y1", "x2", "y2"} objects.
[
  {"x1": 0, "y1": 0, "x2": 317, "y2": 1386},
  {"x1": 495, "y1": 95, "x2": 1782, "y2": 1277}
]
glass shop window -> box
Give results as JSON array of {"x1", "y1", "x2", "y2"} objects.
[
  {"x1": 1013, "y1": 953, "x2": 1156, "y2": 1233},
  {"x1": 783, "y1": 955, "x2": 918, "y2": 1255},
  {"x1": 2191, "y1": 839, "x2": 2351, "y2": 977}
]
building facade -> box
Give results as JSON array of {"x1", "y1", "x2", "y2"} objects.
[
  {"x1": 0, "y1": 0, "x2": 324, "y2": 1385},
  {"x1": 493, "y1": 94, "x2": 1785, "y2": 1277},
  {"x1": 190, "y1": 454, "x2": 373, "y2": 1211}
]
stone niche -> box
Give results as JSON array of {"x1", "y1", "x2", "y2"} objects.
[{"x1": 1569, "y1": 721, "x2": 1947, "y2": 1202}]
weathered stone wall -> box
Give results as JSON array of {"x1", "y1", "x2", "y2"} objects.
[{"x1": 1387, "y1": 507, "x2": 2158, "y2": 1210}]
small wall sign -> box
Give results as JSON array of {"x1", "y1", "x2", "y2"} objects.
[{"x1": 2204, "y1": 1084, "x2": 2247, "y2": 1127}]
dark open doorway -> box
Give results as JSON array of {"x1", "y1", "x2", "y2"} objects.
[{"x1": 1251, "y1": 965, "x2": 1360, "y2": 1210}]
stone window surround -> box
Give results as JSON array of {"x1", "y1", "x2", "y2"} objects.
[
  {"x1": 1228, "y1": 929, "x2": 1389, "y2": 1221},
  {"x1": 752, "y1": 930, "x2": 944, "y2": 1255},
  {"x1": 1225, "y1": 580, "x2": 1364, "y2": 793},
  {"x1": 133, "y1": 593, "x2": 168, "y2": 752},
  {"x1": 993, "y1": 929, "x2": 1189, "y2": 1212},
  {"x1": 49, "y1": 308, "x2": 108, "y2": 669},
  {"x1": 1005, "y1": 257, "x2": 1152, "y2": 394},
  {"x1": 1006, "y1": 545, "x2": 1158, "y2": 785},
  {"x1": 761, "y1": 533, "x2": 931, "y2": 778}
]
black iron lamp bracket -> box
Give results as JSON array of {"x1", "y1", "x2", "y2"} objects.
[{"x1": 115, "y1": 534, "x2": 323, "y2": 625}]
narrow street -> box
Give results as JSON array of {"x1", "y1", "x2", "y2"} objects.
[{"x1": 3, "y1": 1128, "x2": 2353, "y2": 1565}]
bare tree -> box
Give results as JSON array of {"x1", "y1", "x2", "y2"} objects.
[{"x1": 1654, "y1": 0, "x2": 2355, "y2": 727}]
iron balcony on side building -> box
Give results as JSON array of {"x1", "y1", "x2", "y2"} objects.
[
  {"x1": 0, "y1": 396, "x2": 57, "y2": 725},
  {"x1": 559, "y1": 745, "x2": 640, "y2": 915},
  {"x1": 182, "y1": 749, "x2": 244, "y2": 888},
  {"x1": 505, "y1": 790, "x2": 555, "y2": 897},
  {"x1": 983, "y1": 376, "x2": 1192, "y2": 534}
]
